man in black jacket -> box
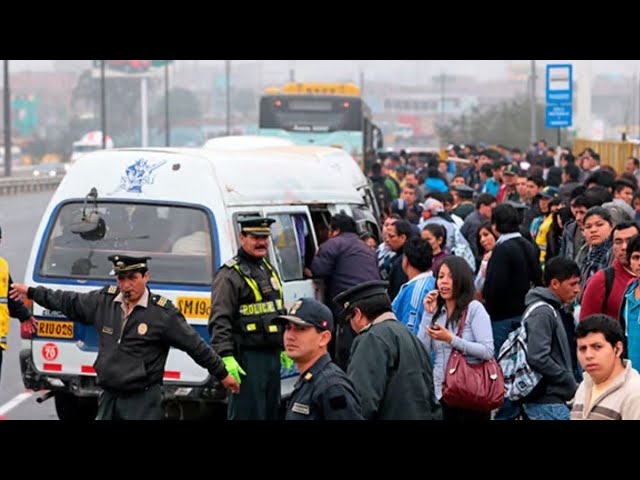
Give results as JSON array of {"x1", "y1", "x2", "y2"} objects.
[
  {"x1": 10, "y1": 255, "x2": 239, "y2": 420},
  {"x1": 309, "y1": 213, "x2": 380, "y2": 370}
]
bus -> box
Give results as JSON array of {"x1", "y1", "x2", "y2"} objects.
[{"x1": 258, "y1": 82, "x2": 383, "y2": 170}]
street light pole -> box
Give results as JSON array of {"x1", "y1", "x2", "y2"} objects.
[
  {"x1": 165, "y1": 62, "x2": 170, "y2": 147},
  {"x1": 3, "y1": 60, "x2": 11, "y2": 177},
  {"x1": 100, "y1": 60, "x2": 106, "y2": 150},
  {"x1": 225, "y1": 60, "x2": 231, "y2": 135},
  {"x1": 530, "y1": 60, "x2": 537, "y2": 144}
]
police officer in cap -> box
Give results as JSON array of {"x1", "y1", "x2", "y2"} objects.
[
  {"x1": 10, "y1": 255, "x2": 239, "y2": 420},
  {"x1": 452, "y1": 184, "x2": 476, "y2": 221},
  {"x1": 275, "y1": 297, "x2": 363, "y2": 420},
  {"x1": 209, "y1": 216, "x2": 289, "y2": 420},
  {"x1": 333, "y1": 280, "x2": 441, "y2": 420}
]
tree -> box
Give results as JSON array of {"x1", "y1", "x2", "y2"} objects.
[
  {"x1": 436, "y1": 95, "x2": 569, "y2": 149},
  {"x1": 151, "y1": 87, "x2": 201, "y2": 125}
]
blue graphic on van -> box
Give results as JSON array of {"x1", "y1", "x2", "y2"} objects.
[{"x1": 118, "y1": 158, "x2": 167, "y2": 193}]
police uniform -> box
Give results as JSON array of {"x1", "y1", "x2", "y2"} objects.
[
  {"x1": 0, "y1": 225, "x2": 33, "y2": 383},
  {"x1": 333, "y1": 281, "x2": 442, "y2": 420},
  {"x1": 452, "y1": 185, "x2": 475, "y2": 220},
  {"x1": 275, "y1": 298, "x2": 363, "y2": 420},
  {"x1": 26, "y1": 255, "x2": 230, "y2": 420},
  {"x1": 209, "y1": 217, "x2": 286, "y2": 420}
]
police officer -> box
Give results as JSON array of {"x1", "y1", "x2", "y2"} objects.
[
  {"x1": 334, "y1": 280, "x2": 441, "y2": 420},
  {"x1": 275, "y1": 298, "x2": 363, "y2": 420},
  {"x1": 10, "y1": 255, "x2": 239, "y2": 420},
  {"x1": 0, "y1": 225, "x2": 37, "y2": 386},
  {"x1": 209, "y1": 217, "x2": 289, "y2": 420},
  {"x1": 452, "y1": 185, "x2": 476, "y2": 221}
]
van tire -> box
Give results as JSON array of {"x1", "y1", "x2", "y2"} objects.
[{"x1": 54, "y1": 392, "x2": 98, "y2": 421}]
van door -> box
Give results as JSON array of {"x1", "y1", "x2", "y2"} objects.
[{"x1": 262, "y1": 207, "x2": 322, "y2": 308}]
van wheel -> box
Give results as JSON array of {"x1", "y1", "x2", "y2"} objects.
[{"x1": 54, "y1": 392, "x2": 98, "y2": 421}]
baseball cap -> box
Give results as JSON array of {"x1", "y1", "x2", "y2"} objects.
[
  {"x1": 539, "y1": 186, "x2": 559, "y2": 199},
  {"x1": 275, "y1": 298, "x2": 334, "y2": 332},
  {"x1": 502, "y1": 163, "x2": 520, "y2": 176}
]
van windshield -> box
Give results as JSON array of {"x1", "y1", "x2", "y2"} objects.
[
  {"x1": 38, "y1": 202, "x2": 215, "y2": 285},
  {"x1": 72, "y1": 145, "x2": 101, "y2": 153}
]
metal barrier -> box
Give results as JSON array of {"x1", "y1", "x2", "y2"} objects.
[
  {"x1": 0, "y1": 176, "x2": 62, "y2": 195},
  {"x1": 571, "y1": 139, "x2": 635, "y2": 173}
]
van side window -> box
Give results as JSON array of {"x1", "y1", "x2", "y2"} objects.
[{"x1": 269, "y1": 213, "x2": 309, "y2": 281}]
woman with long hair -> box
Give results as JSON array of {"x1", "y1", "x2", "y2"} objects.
[
  {"x1": 422, "y1": 223, "x2": 449, "y2": 274},
  {"x1": 474, "y1": 221, "x2": 497, "y2": 297},
  {"x1": 417, "y1": 256, "x2": 494, "y2": 420}
]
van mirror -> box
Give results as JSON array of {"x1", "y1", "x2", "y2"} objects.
[{"x1": 70, "y1": 187, "x2": 106, "y2": 241}]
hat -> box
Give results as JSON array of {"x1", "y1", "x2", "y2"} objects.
[
  {"x1": 452, "y1": 184, "x2": 475, "y2": 199},
  {"x1": 539, "y1": 186, "x2": 559, "y2": 199},
  {"x1": 332, "y1": 280, "x2": 390, "y2": 322},
  {"x1": 421, "y1": 198, "x2": 445, "y2": 213},
  {"x1": 108, "y1": 255, "x2": 151, "y2": 276},
  {"x1": 238, "y1": 216, "x2": 275, "y2": 236},
  {"x1": 502, "y1": 163, "x2": 520, "y2": 176},
  {"x1": 274, "y1": 298, "x2": 334, "y2": 332}
]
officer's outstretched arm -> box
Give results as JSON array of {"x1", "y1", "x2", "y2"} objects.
[{"x1": 10, "y1": 283, "x2": 99, "y2": 324}]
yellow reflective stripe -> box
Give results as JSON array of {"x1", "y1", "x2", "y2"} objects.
[
  {"x1": 263, "y1": 260, "x2": 283, "y2": 299},
  {"x1": 240, "y1": 301, "x2": 280, "y2": 316},
  {"x1": 268, "y1": 325, "x2": 279, "y2": 332},
  {"x1": 0, "y1": 257, "x2": 9, "y2": 348},
  {"x1": 247, "y1": 323, "x2": 257, "y2": 331},
  {"x1": 232, "y1": 264, "x2": 262, "y2": 302}
]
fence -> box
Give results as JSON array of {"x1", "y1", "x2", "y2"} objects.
[
  {"x1": 0, "y1": 176, "x2": 62, "y2": 195},
  {"x1": 571, "y1": 139, "x2": 635, "y2": 173}
]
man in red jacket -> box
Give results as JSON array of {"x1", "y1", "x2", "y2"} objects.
[{"x1": 580, "y1": 221, "x2": 639, "y2": 321}]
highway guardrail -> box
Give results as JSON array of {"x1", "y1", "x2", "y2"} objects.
[{"x1": 0, "y1": 176, "x2": 63, "y2": 195}]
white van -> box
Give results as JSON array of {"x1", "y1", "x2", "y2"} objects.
[{"x1": 20, "y1": 146, "x2": 379, "y2": 419}]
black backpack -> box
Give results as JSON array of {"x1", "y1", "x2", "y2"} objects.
[{"x1": 601, "y1": 266, "x2": 616, "y2": 312}]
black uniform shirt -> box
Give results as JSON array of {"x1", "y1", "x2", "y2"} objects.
[
  {"x1": 285, "y1": 353, "x2": 364, "y2": 420},
  {"x1": 29, "y1": 285, "x2": 228, "y2": 392}
]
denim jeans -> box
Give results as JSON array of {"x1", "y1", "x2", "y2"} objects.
[
  {"x1": 522, "y1": 402, "x2": 570, "y2": 420},
  {"x1": 492, "y1": 316, "x2": 523, "y2": 420}
]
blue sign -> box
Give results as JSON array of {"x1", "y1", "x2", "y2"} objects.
[
  {"x1": 545, "y1": 104, "x2": 573, "y2": 128},
  {"x1": 546, "y1": 64, "x2": 573, "y2": 104}
]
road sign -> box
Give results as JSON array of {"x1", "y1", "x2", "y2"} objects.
[
  {"x1": 545, "y1": 104, "x2": 572, "y2": 128},
  {"x1": 546, "y1": 64, "x2": 573, "y2": 104}
]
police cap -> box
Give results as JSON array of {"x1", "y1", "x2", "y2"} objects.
[
  {"x1": 108, "y1": 255, "x2": 151, "y2": 276},
  {"x1": 452, "y1": 184, "x2": 475, "y2": 199},
  {"x1": 502, "y1": 163, "x2": 520, "y2": 176},
  {"x1": 275, "y1": 298, "x2": 334, "y2": 332},
  {"x1": 332, "y1": 280, "x2": 390, "y2": 321},
  {"x1": 238, "y1": 216, "x2": 275, "y2": 236}
]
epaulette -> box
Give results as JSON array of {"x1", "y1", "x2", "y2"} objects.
[
  {"x1": 224, "y1": 256, "x2": 239, "y2": 268},
  {"x1": 103, "y1": 285, "x2": 118, "y2": 295},
  {"x1": 152, "y1": 295, "x2": 172, "y2": 309}
]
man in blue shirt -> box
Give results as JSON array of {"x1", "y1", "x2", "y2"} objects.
[{"x1": 392, "y1": 237, "x2": 434, "y2": 336}]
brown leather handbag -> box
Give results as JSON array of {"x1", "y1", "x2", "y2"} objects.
[{"x1": 441, "y1": 308, "x2": 505, "y2": 412}]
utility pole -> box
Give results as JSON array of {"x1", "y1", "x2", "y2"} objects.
[
  {"x1": 289, "y1": 60, "x2": 295, "y2": 82},
  {"x1": 440, "y1": 72, "x2": 446, "y2": 130},
  {"x1": 100, "y1": 60, "x2": 106, "y2": 149},
  {"x1": 3, "y1": 60, "x2": 11, "y2": 177},
  {"x1": 225, "y1": 60, "x2": 231, "y2": 135},
  {"x1": 530, "y1": 60, "x2": 537, "y2": 144},
  {"x1": 165, "y1": 62, "x2": 170, "y2": 147}
]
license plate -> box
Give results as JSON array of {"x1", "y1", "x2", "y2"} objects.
[
  {"x1": 37, "y1": 320, "x2": 74, "y2": 339},
  {"x1": 177, "y1": 297, "x2": 211, "y2": 319}
]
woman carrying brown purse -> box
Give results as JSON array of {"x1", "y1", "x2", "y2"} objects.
[{"x1": 417, "y1": 256, "x2": 495, "y2": 421}]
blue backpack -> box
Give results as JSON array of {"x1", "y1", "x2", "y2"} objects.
[{"x1": 497, "y1": 301, "x2": 557, "y2": 401}]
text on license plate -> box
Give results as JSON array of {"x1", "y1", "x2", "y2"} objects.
[
  {"x1": 177, "y1": 297, "x2": 211, "y2": 319},
  {"x1": 37, "y1": 321, "x2": 74, "y2": 339}
]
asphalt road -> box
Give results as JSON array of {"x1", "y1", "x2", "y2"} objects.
[{"x1": 0, "y1": 191, "x2": 58, "y2": 419}]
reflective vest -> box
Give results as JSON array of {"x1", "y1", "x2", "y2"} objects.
[
  {"x1": 232, "y1": 257, "x2": 285, "y2": 348},
  {"x1": 0, "y1": 257, "x2": 10, "y2": 350}
]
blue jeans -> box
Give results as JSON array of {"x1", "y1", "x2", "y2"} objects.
[
  {"x1": 522, "y1": 403, "x2": 570, "y2": 420},
  {"x1": 492, "y1": 316, "x2": 523, "y2": 420}
]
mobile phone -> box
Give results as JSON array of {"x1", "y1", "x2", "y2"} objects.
[{"x1": 431, "y1": 324, "x2": 440, "y2": 330}]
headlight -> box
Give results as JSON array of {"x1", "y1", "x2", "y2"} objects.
[
  {"x1": 49, "y1": 170, "x2": 56, "y2": 177},
  {"x1": 33, "y1": 170, "x2": 40, "y2": 176}
]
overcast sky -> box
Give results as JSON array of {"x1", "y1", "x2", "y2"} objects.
[{"x1": 7, "y1": 60, "x2": 640, "y2": 82}]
